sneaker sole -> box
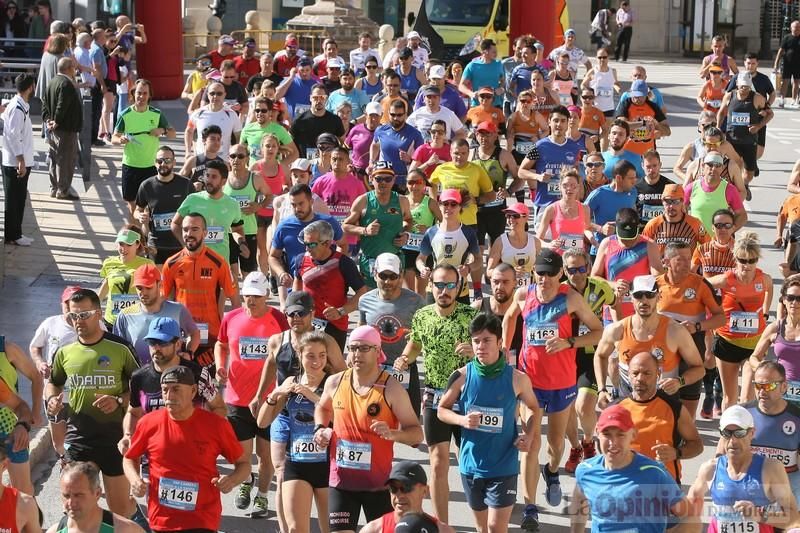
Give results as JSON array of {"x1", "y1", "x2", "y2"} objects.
[{"x1": 520, "y1": 516, "x2": 540, "y2": 532}]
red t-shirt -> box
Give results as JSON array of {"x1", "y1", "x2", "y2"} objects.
[
  {"x1": 207, "y1": 50, "x2": 236, "y2": 70},
  {"x1": 412, "y1": 143, "x2": 451, "y2": 178},
  {"x1": 217, "y1": 306, "x2": 290, "y2": 406},
  {"x1": 233, "y1": 56, "x2": 261, "y2": 87},
  {"x1": 125, "y1": 408, "x2": 243, "y2": 531}
]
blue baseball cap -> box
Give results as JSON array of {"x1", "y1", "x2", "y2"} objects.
[
  {"x1": 144, "y1": 317, "x2": 181, "y2": 343},
  {"x1": 630, "y1": 79, "x2": 648, "y2": 98}
]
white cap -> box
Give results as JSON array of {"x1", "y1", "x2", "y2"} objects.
[
  {"x1": 291, "y1": 158, "x2": 312, "y2": 172},
  {"x1": 429, "y1": 65, "x2": 446, "y2": 79},
  {"x1": 242, "y1": 271, "x2": 269, "y2": 297},
  {"x1": 736, "y1": 71, "x2": 754, "y2": 89},
  {"x1": 374, "y1": 253, "x2": 401, "y2": 275},
  {"x1": 407, "y1": 31, "x2": 421, "y2": 40},
  {"x1": 703, "y1": 152, "x2": 724, "y2": 166},
  {"x1": 631, "y1": 275, "x2": 658, "y2": 294},
  {"x1": 719, "y1": 405, "x2": 754, "y2": 430},
  {"x1": 365, "y1": 101, "x2": 382, "y2": 116},
  {"x1": 327, "y1": 58, "x2": 344, "y2": 69}
]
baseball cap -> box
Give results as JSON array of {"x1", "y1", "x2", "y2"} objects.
[
  {"x1": 477, "y1": 86, "x2": 494, "y2": 97},
  {"x1": 371, "y1": 161, "x2": 396, "y2": 178},
  {"x1": 709, "y1": 64, "x2": 724, "y2": 73},
  {"x1": 326, "y1": 58, "x2": 344, "y2": 69},
  {"x1": 285, "y1": 290, "x2": 314, "y2": 315},
  {"x1": 421, "y1": 85, "x2": 441, "y2": 97},
  {"x1": 219, "y1": 34, "x2": 236, "y2": 46},
  {"x1": 567, "y1": 104, "x2": 582, "y2": 118},
  {"x1": 534, "y1": 249, "x2": 563, "y2": 276},
  {"x1": 386, "y1": 460, "x2": 428, "y2": 486},
  {"x1": 429, "y1": 65, "x2": 445, "y2": 79},
  {"x1": 476, "y1": 120, "x2": 497, "y2": 133},
  {"x1": 407, "y1": 31, "x2": 421, "y2": 40},
  {"x1": 244, "y1": 37, "x2": 256, "y2": 48},
  {"x1": 395, "y1": 513, "x2": 439, "y2": 533},
  {"x1": 317, "y1": 132, "x2": 340, "y2": 148},
  {"x1": 374, "y1": 253, "x2": 402, "y2": 275},
  {"x1": 242, "y1": 271, "x2": 269, "y2": 297},
  {"x1": 629, "y1": 79, "x2": 648, "y2": 98},
  {"x1": 365, "y1": 101, "x2": 382, "y2": 116},
  {"x1": 596, "y1": 404, "x2": 635, "y2": 432},
  {"x1": 285, "y1": 36, "x2": 299, "y2": 47},
  {"x1": 61, "y1": 285, "x2": 82, "y2": 302},
  {"x1": 115, "y1": 228, "x2": 141, "y2": 245},
  {"x1": 298, "y1": 56, "x2": 313, "y2": 67},
  {"x1": 703, "y1": 152, "x2": 724, "y2": 166},
  {"x1": 631, "y1": 274, "x2": 658, "y2": 294},
  {"x1": 439, "y1": 189, "x2": 462, "y2": 204},
  {"x1": 399, "y1": 47, "x2": 413, "y2": 59},
  {"x1": 145, "y1": 317, "x2": 181, "y2": 343},
  {"x1": 719, "y1": 404, "x2": 755, "y2": 430},
  {"x1": 661, "y1": 184, "x2": 684, "y2": 200},
  {"x1": 564, "y1": 28, "x2": 576, "y2": 37},
  {"x1": 533, "y1": 42, "x2": 544, "y2": 50},
  {"x1": 503, "y1": 203, "x2": 529, "y2": 217},
  {"x1": 736, "y1": 71, "x2": 754, "y2": 89},
  {"x1": 291, "y1": 158, "x2": 312, "y2": 172},
  {"x1": 615, "y1": 212, "x2": 640, "y2": 240},
  {"x1": 133, "y1": 264, "x2": 161, "y2": 288},
  {"x1": 160, "y1": 365, "x2": 196, "y2": 386}
]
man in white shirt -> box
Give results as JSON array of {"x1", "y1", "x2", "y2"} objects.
[
  {"x1": 406, "y1": 31, "x2": 429, "y2": 70},
  {"x1": 548, "y1": 29, "x2": 592, "y2": 77},
  {"x1": 408, "y1": 85, "x2": 466, "y2": 142},
  {"x1": 185, "y1": 81, "x2": 242, "y2": 157},
  {"x1": 1, "y1": 74, "x2": 35, "y2": 246},
  {"x1": 615, "y1": 1, "x2": 635, "y2": 62},
  {"x1": 349, "y1": 31, "x2": 381, "y2": 77}
]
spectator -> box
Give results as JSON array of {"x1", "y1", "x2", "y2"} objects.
[
  {"x1": 1, "y1": 2, "x2": 28, "y2": 57},
  {"x1": 614, "y1": 1, "x2": 635, "y2": 62},
  {"x1": 27, "y1": 0, "x2": 51, "y2": 56},
  {"x1": 589, "y1": 7, "x2": 616, "y2": 49},
  {"x1": 87, "y1": 28, "x2": 109, "y2": 147},
  {"x1": 42, "y1": 57, "x2": 82, "y2": 200},
  {"x1": 113, "y1": 15, "x2": 146, "y2": 49},
  {"x1": 2, "y1": 74, "x2": 36, "y2": 246},
  {"x1": 35, "y1": 32, "x2": 69, "y2": 104},
  {"x1": 774, "y1": 20, "x2": 800, "y2": 108}
]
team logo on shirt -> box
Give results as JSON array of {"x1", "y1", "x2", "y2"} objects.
[
  {"x1": 98, "y1": 355, "x2": 111, "y2": 368},
  {"x1": 387, "y1": 208, "x2": 399, "y2": 215},
  {"x1": 784, "y1": 420, "x2": 796, "y2": 436},
  {"x1": 755, "y1": 283, "x2": 763, "y2": 292},
  {"x1": 651, "y1": 348, "x2": 664, "y2": 361},
  {"x1": 684, "y1": 288, "x2": 696, "y2": 301},
  {"x1": 376, "y1": 314, "x2": 406, "y2": 343},
  {"x1": 588, "y1": 293, "x2": 598, "y2": 303},
  {"x1": 367, "y1": 402, "x2": 381, "y2": 416}
]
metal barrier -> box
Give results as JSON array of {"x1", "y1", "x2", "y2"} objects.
[{"x1": 183, "y1": 29, "x2": 330, "y2": 63}]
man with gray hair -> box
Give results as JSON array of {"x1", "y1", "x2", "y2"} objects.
[
  {"x1": 41, "y1": 57, "x2": 82, "y2": 200},
  {"x1": 294, "y1": 219, "x2": 367, "y2": 349}
]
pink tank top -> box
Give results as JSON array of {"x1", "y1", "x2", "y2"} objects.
[
  {"x1": 549, "y1": 202, "x2": 586, "y2": 254},
  {"x1": 252, "y1": 161, "x2": 287, "y2": 217}
]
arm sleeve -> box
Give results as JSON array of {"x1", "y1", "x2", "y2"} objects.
[
  {"x1": 176, "y1": 196, "x2": 193, "y2": 217},
  {"x1": 114, "y1": 113, "x2": 126, "y2": 134},
  {"x1": 419, "y1": 228, "x2": 435, "y2": 256},
  {"x1": 157, "y1": 113, "x2": 170, "y2": 130}
]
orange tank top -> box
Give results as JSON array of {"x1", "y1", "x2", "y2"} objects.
[
  {"x1": 0, "y1": 485, "x2": 19, "y2": 533},
  {"x1": 617, "y1": 315, "x2": 680, "y2": 378},
  {"x1": 330, "y1": 369, "x2": 398, "y2": 491},
  {"x1": 719, "y1": 269, "x2": 767, "y2": 340}
]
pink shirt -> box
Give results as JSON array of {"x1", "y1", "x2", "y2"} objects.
[
  {"x1": 218, "y1": 307, "x2": 290, "y2": 406},
  {"x1": 412, "y1": 143, "x2": 451, "y2": 178},
  {"x1": 683, "y1": 179, "x2": 744, "y2": 212},
  {"x1": 311, "y1": 172, "x2": 367, "y2": 244},
  {"x1": 345, "y1": 123, "x2": 376, "y2": 169}
]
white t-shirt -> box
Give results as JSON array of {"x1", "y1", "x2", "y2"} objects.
[
  {"x1": 29, "y1": 315, "x2": 78, "y2": 365},
  {"x1": 407, "y1": 105, "x2": 466, "y2": 142},
  {"x1": 188, "y1": 107, "x2": 243, "y2": 157},
  {"x1": 548, "y1": 45, "x2": 588, "y2": 75},
  {"x1": 349, "y1": 47, "x2": 382, "y2": 72}
]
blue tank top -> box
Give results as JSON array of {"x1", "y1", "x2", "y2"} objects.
[
  {"x1": 532, "y1": 136, "x2": 582, "y2": 207},
  {"x1": 399, "y1": 66, "x2": 422, "y2": 99},
  {"x1": 711, "y1": 454, "x2": 772, "y2": 525},
  {"x1": 361, "y1": 77, "x2": 382, "y2": 98},
  {"x1": 458, "y1": 361, "x2": 519, "y2": 478},
  {"x1": 746, "y1": 400, "x2": 800, "y2": 473},
  {"x1": 286, "y1": 377, "x2": 329, "y2": 463}
]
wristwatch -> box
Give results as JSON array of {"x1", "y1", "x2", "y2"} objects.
[
  {"x1": 115, "y1": 396, "x2": 123, "y2": 405},
  {"x1": 566, "y1": 336, "x2": 576, "y2": 348},
  {"x1": 313, "y1": 424, "x2": 327, "y2": 434},
  {"x1": 337, "y1": 307, "x2": 346, "y2": 317},
  {"x1": 14, "y1": 421, "x2": 30, "y2": 432}
]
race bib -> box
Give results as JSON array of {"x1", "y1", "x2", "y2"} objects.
[
  {"x1": 516, "y1": 272, "x2": 531, "y2": 288},
  {"x1": 402, "y1": 232, "x2": 423, "y2": 252},
  {"x1": 558, "y1": 93, "x2": 573, "y2": 105},
  {"x1": 239, "y1": 336, "x2": 269, "y2": 360},
  {"x1": 383, "y1": 364, "x2": 410, "y2": 389},
  {"x1": 294, "y1": 103, "x2": 311, "y2": 116},
  {"x1": 427, "y1": 387, "x2": 459, "y2": 412},
  {"x1": 158, "y1": 477, "x2": 199, "y2": 511},
  {"x1": 336, "y1": 439, "x2": 372, "y2": 470},
  {"x1": 786, "y1": 380, "x2": 800, "y2": 403},
  {"x1": 560, "y1": 233, "x2": 584, "y2": 250},
  {"x1": 305, "y1": 147, "x2": 318, "y2": 160},
  {"x1": 578, "y1": 324, "x2": 590, "y2": 336},
  {"x1": 597, "y1": 88, "x2": 612, "y2": 98},
  {"x1": 197, "y1": 323, "x2": 209, "y2": 344},
  {"x1": 291, "y1": 434, "x2": 327, "y2": 463},
  {"x1": 471, "y1": 406, "x2": 504, "y2": 433},
  {"x1": 231, "y1": 195, "x2": 250, "y2": 210},
  {"x1": 152, "y1": 212, "x2": 175, "y2": 232},
  {"x1": 641, "y1": 204, "x2": 665, "y2": 220},
  {"x1": 515, "y1": 141, "x2": 535, "y2": 154},
  {"x1": 205, "y1": 226, "x2": 224, "y2": 244},
  {"x1": 527, "y1": 322, "x2": 558, "y2": 346},
  {"x1": 707, "y1": 99, "x2": 722, "y2": 108},
  {"x1": 750, "y1": 445, "x2": 797, "y2": 468},
  {"x1": 483, "y1": 196, "x2": 505, "y2": 208},
  {"x1": 546, "y1": 180, "x2": 562, "y2": 197},
  {"x1": 312, "y1": 317, "x2": 328, "y2": 331},
  {"x1": 110, "y1": 294, "x2": 138, "y2": 316},
  {"x1": 729, "y1": 311, "x2": 759, "y2": 334},
  {"x1": 730, "y1": 112, "x2": 750, "y2": 126},
  {"x1": 716, "y1": 507, "x2": 757, "y2": 533}
]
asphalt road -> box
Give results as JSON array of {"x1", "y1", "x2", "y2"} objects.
[{"x1": 27, "y1": 57, "x2": 797, "y2": 531}]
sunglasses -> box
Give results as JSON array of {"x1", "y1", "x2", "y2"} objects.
[
  {"x1": 478, "y1": 94, "x2": 492, "y2": 99},
  {"x1": 348, "y1": 344, "x2": 376, "y2": 353},
  {"x1": 373, "y1": 176, "x2": 394, "y2": 183},
  {"x1": 581, "y1": 95, "x2": 595, "y2": 100},
  {"x1": 736, "y1": 256, "x2": 758, "y2": 264},
  {"x1": 432, "y1": 281, "x2": 458, "y2": 290},
  {"x1": 287, "y1": 310, "x2": 311, "y2": 318},
  {"x1": 389, "y1": 113, "x2": 405, "y2": 117},
  {"x1": 388, "y1": 483, "x2": 414, "y2": 494},
  {"x1": 303, "y1": 240, "x2": 328, "y2": 249},
  {"x1": 366, "y1": 65, "x2": 378, "y2": 69},
  {"x1": 711, "y1": 71, "x2": 722, "y2": 75},
  {"x1": 566, "y1": 266, "x2": 588, "y2": 275},
  {"x1": 586, "y1": 161, "x2": 604, "y2": 168},
  {"x1": 704, "y1": 162, "x2": 722, "y2": 168},
  {"x1": 505, "y1": 213, "x2": 522, "y2": 219},
  {"x1": 632, "y1": 291, "x2": 657, "y2": 300},
  {"x1": 719, "y1": 427, "x2": 749, "y2": 439},
  {"x1": 752, "y1": 381, "x2": 783, "y2": 392},
  {"x1": 441, "y1": 201, "x2": 460, "y2": 208},
  {"x1": 704, "y1": 140, "x2": 722, "y2": 146},
  {"x1": 662, "y1": 199, "x2": 682, "y2": 206},
  {"x1": 535, "y1": 270, "x2": 558, "y2": 277},
  {"x1": 229, "y1": 153, "x2": 247, "y2": 160},
  {"x1": 785, "y1": 294, "x2": 800, "y2": 303},
  {"x1": 67, "y1": 309, "x2": 98, "y2": 322},
  {"x1": 146, "y1": 339, "x2": 175, "y2": 347},
  {"x1": 598, "y1": 56, "x2": 609, "y2": 59},
  {"x1": 208, "y1": 91, "x2": 224, "y2": 96},
  {"x1": 713, "y1": 222, "x2": 733, "y2": 229},
  {"x1": 155, "y1": 157, "x2": 173, "y2": 164},
  {"x1": 254, "y1": 108, "x2": 270, "y2": 114},
  {"x1": 378, "y1": 272, "x2": 400, "y2": 281},
  {"x1": 407, "y1": 180, "x2": 423, "y2": 185}
]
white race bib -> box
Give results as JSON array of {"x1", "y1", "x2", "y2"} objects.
[
  {"x1": 729, "y1": 311, "x2": 759, "y2": 334},
  {"x1": 158, "y1": 477, "x2": 199, "y2": 511},
  {"x1": 560, "y1": 233, "x2": 584, "y2": 249},
  {"x1": 558, "y1": 93, "x2": 573, "y2": 105},
  {"x1": 239, "y1": 336, "x2": 269, "y2": 360},
  {"x1": 383, "y1": 364, "x2": 410, "y2": 389},
  {"x1": 295, "y1": 103, "x2": 311, "y2": 116},
  {"x1": 231, "y1": 194, "x2": 250, "y2": 210},
  {"x1": 305, "y1": 147, "x2": 318, "y2": 160},
  {"x1": 641, "y1": 204, "x2": 665, "y2": 220},
  {"x1": 152, "y1": 212, "x2": 175, "y2": 232},
  {"x1": 716, "y1": 507, "x2": 757, "y2": 533},
  {"x1": 110, "y1": 294, "x2": 138, "y2": 316},
  {"x1": 402, "y1": 232, "x2": 423, "y2": 252},
  {"x1": 597, "y1": 88, "x2": 612, "y2": 98},
  {"x1": 707, "y1": 99, "x2": 722, "y2": 108},
  {"x1": 527, "y1": 322, "x2": 558, "y2": 346},
  {"x1": 516, "y1": 272, "x2": 531, "y2": 288},
  {"x1": 730, "y1": 112, "x2": 750, "y2": 126},
  {"x1": 205, "y1": 226, "x2": 224, "y2": 244},
  {"x1": 197, "y1": 323, "x2": 209, "y2": 344},
  {"x1": 546, "y1": 180, "x2": 562, "y2": 197},
  {"x1": 471, "y1": 406, "x2": 504, "y2": 433},
  {"x1": 786, "y1": 380, "x2": 800, "y2": 403},
  {"x1": 515, "y1": 141, "x2": 535, "y2": 154},
  {"x1": 291, "y1": 434, "x2": 327, "y2": 463},
  {"x1": 312, "y1": 317, "x2": 328, "y2": 331},
  {"x1": 336, "y1": 439, "x2": 372, "y2": 470}
]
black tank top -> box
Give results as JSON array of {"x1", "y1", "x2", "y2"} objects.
[
  {"x1": 191, "y1": 153, "x2": 226, "y2": 184},
  {"x1": 726, "y1": 91, "x2": 759, "y2": 145},
  {"x1": 276, "y1": 330, "x2": 301, "y2": 385}
]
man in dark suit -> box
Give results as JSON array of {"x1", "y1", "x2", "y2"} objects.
[{"x1": 42, "y1": 56, "x2": 82, "y2": 200}]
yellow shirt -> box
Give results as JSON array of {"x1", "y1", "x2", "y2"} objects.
[
  {"x1": 188, "y1": 71, "x2": 209, "y2": 95},
  {"x1": 429, "y1": 162, "x2": 493, "y2": 225}
]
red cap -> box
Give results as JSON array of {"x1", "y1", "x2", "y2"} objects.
[
  {"x1": 133, "y1": 264, "x2": 161, "y2": 288},
  {"x1": 567, "y1": 104, "x2": 581, "y2": 118},
  {"x1": 476, "y1": 120, "x2": 497, "y2": 133},
  {"x1": 503, "y1": 203, "x2": 529, "y2": 217},
  {"x1": 596, "y1": 405, "x2": 635, "y2": 432},
  {"x1": 285, "y1": 37, "x2": 298, "y2": 47},
  {"x1": 61, "y1": 285, "x2": 82, "y2": 302},
  {"x1": 439, "y1": 189, "x2": 462, "y2": 204},
  {"x1": 477, "y1": 86, "x2": 494, "y2": 96}
]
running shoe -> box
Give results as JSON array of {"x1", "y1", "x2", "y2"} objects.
[
  {"x1": 520, "y1": 503, "x2": 540, "y2": 531},
  {"x1": 251, "y1": 494, "x2": 268, "y2": 518},
  {"x1": 582, "y1": 439, "x2": 597, "y2": 460},
  {"x1": 564, "y1": 446, "x2": 583, "y2": 474},
  {"x1": 541, "y1": 464, "x2": 562, "y2": 506},
  {"x1": 235, "y1": 477, "x2": 253, "y2": 510}
]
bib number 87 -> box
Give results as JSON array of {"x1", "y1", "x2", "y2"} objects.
[{"x1": 338, "y1": 449, "x2": 362, "y2": 462}]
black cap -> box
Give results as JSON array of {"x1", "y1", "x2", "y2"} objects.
[
  {"x1": 298, "y1": 56, "x2": 313, "y2": 67},
  {"x1": 160, "y1": 365, "x2": 195, "y2": 386},
  {"x1": 534, "y1": 249, "x2": 563, "y2": 276},
  {"x1": 615, "y1": 211, "x2": 640, "y2": 240},
  {"x1": 395, "y1": 513, "x2": 439, "y2": 533},
  {"x1": 316, "y1": 132, "x2": 340, "y2": 149},
  {"x1": 386, "y1": 460, "x2": 427, "y2": 486},
  {"x1": 399, "y1": 47, "x2": 413, "y2": 59},
  {"x1": 421, "y1": 85, "x2": 441, "y2": 97},
  {"x1": 285, "y1": 290, "x2": 314, "y2": 315}
]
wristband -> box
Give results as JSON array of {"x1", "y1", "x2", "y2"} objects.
[
  {"x1": 266, "y1": 397, "x2": 278, "y2": 406},
  {"x1": 14, "y1": 421, "x2": 30, "y2": 432},
  {"x1": 313, "y1": 423, "x2": 327, "y2": 434}
]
